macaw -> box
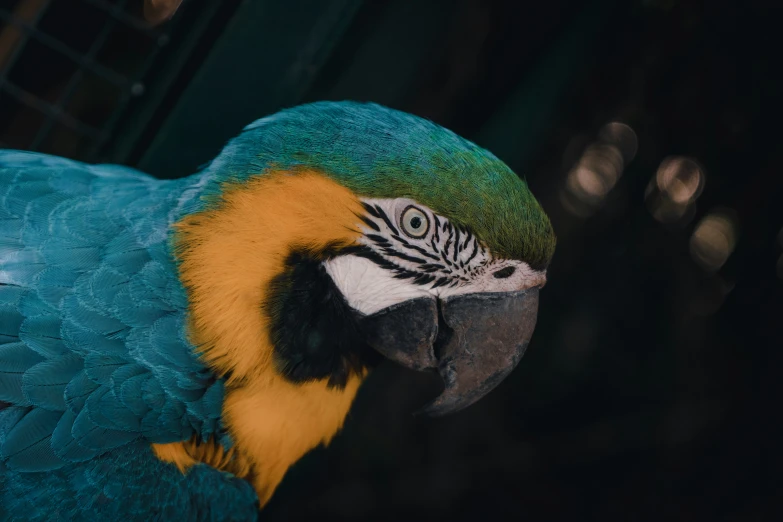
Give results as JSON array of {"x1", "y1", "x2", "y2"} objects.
[{"x1": 0, "y1": 102, "x2": 555, "y2": 520}]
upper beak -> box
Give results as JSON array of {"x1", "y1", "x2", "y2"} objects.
[{"x1": 359, "y1": 287, "x2": 540, "y2": 416}]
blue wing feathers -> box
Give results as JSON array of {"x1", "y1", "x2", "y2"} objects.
[
  {"x1": 112, "y1": 286, "x2": 169, "y2": 327},
  {"x1": 89, "y1": 266, "x2": 131, "y2": 309},
  {"x1": 51, "y1": 408, "x2": 100, "y2": 462},
  {"x1": 0, "y1": 237, "x2": 23, "y2": 257},
  {"x1": 64, "y1": 294, "x2": 129, "y2": 337},
  {"x1": 84, "y1": 353, "x2": 130, "y2": 385},
  {"x1": 141, "y1": 375, "x2": 166, "y2": 410},
  {"x1": 0, "y1": 303, "x2": 24, "y2": 339},
  {"x1": 73, "y1": 410, "x2": 139, "y2": 450},
  {"x1": 1, "y1": 408, "x2": 60, "y2": 459},
  {"x1": 1, "y1": 407, "x2": 64, "y2": 471},
  {"x1": 0, "y1": 250, "x2": 46, "y2": 286},
  {"x1": 0, "y1": 343, "x2": 45, "y2": 405},
  {"x1": 109, "y1": 363, "x2": 147, "y2": 396},
  {"x1": 62, "y1": 318, "x2": 127, "y2": 356},
  {"x1": 0, "y1": 152, "x2": 256, "y2": 517},
  {"x1": 24, "y1": 192, "x2": 73, "y2": 233},
  {"x1": 95, "y1": 388, "x2": 142, "y2": 431},
  {"x1": 18, "y1": 315, "x2": 68, "y2": 358},
  {"x1": 35, "y1": 267, "x2": 80, "y2": 308},
  {"x1": 120, "y1": 374, "x2": 151, "y2": 417},
  {"x1": 63, "y1": 370, "x2": 100, "y2": 413},
  {"x1": 18, "y1": 287, "x2": 57, "y2": 317},
  {"x1": 4, "y1": 181, "x2": 54, "y2": 217},
  {"x1": 84, "y1": 386, "x2": 138, "y2": 432},
  {"x1": 40, "y1": 238, "x2": 103, "y2": 270},
  {"x1": 21, "y1": 353, "x2": 83, "y2": 410},
  {"x1": 0, "y1": 151, "x2": 228, "y2": 468}
]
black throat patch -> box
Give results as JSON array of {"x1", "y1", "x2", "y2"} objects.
[{"x1": 264, "y1": 248, "x2": 381, "y2": 389}]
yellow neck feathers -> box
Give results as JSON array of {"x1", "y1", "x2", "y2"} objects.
[{"x1": 154, "y1": 170, "x2": 367, "y2": 507}]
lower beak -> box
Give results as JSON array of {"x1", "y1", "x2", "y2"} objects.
[{"x1": 359, "y1": 287, "x2": 540, "y2": 416}]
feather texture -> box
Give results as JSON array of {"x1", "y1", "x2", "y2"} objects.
[
  {"x1": 1, "y1": 407, "x2": 63, "y2": 471},
  {"x1": 0, "y1": 151, "x2": 254, "y2": 517},
  {"x1": 1, "y1": 407, "x2": 258, "y2": 521}
]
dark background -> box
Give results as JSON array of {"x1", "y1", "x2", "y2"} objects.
[{"x1": 1, "y1": 0, "x2": 780, "y2": 520}]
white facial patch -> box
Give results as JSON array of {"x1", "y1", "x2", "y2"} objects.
[
  {"x1": 324, "y1": 254, "x2": 431, "y2": 315},
  {"x1": 323, "y1": 197, "x2": 547, "y2": 316}
]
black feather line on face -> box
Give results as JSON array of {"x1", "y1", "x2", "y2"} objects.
[
  {"x1": 391, "y1": 235, "x2": 440, "y2": 261},
  {"x1": 420, "y1": 262, "x2": 446, "y2": 270},
  {"x1": 381, "y1": 248, "x2": 427, "y2": 265},
  {"x1": 421, "y1": 262, "x2": 447, "y2": 271},
  {"x1": 443, "y1": 231, "x2": 453, "y2": 261},
  {"x1": 465, "y1": 239, "x2": 479, "y2": 265},
  {"x1": 431, "y1": 277, "x2": 450, "y2": 289},
  {"x1": 366, "y1": 233, "x2": 391, "y2": 246},
  {"x1": 344, "y1": 245, "x2": 396, "y2": 271},
  {"x1": 348, "y1": 246, "x2": 424, "y2": 282},
  {"x1": 359, "y1": 215, "x2": 381, "y2": 232},
  {"x1": 414, "y1": 273, "x2": 436, "y2": 285},
  {"x1": 362, "y1": 202, "x2": 381, "y2": 219},
  {"x1": 374, "y1": 205, "x2": 399, "y2": 235}
]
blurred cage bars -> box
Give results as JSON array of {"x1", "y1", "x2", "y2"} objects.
[{"x1": 0, "y1": 0, "x2": 179, "y2": 161}]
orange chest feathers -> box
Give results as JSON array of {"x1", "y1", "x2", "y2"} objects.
[{"x1": 153, "y1": 170, "x2": 368, "y2": 507}]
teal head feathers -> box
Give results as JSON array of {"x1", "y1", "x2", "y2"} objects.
[{"x1": 199, "y1": 101, "x2": 556, "y2": 270}]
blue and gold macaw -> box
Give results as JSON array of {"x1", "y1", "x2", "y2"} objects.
[{"x1": 0, "y1": 102, "x2": 555, "y2": 520}]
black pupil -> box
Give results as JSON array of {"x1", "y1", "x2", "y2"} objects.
[{"x1": 410, "y1": 216, "x2": 422, "y2": 229}]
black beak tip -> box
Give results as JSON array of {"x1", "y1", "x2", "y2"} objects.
[{"x1": 412, "y1": 340, "x2": 530, "y2": 418}]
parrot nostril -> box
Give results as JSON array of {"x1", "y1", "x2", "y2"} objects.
[{"x1": 493, "y1": 266, "x2": 516, "y2": 279}]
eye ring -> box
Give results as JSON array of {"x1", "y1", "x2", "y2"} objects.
[{"x1": 399, "y1": 205, "x2": 430, "y2": 238}]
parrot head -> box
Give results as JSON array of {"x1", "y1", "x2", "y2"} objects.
[{"x1": 175, "y1": 101, "x2": 555, "y2": 419}]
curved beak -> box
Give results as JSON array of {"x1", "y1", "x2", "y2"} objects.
[{"x1": 359, "y1": 287, "x2": 540, "y2": 416}]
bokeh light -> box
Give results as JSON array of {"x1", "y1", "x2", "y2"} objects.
[
  {"x1": 562, "y1": 122, "x2": 637, "y2": 217},
  {"x1": 690, "y1": 209, "x2": 739, "y2": 272},
  {"x1": 656, "y1": 157, "x2": 704, "y2": 204},
  {"x1": 647, "y1": 156, "x2": 705, "y2": 224}
]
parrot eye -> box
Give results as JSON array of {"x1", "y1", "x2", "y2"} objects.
[{"x1": 400, "y1": 206, "x2": 429, "y2": 238}]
